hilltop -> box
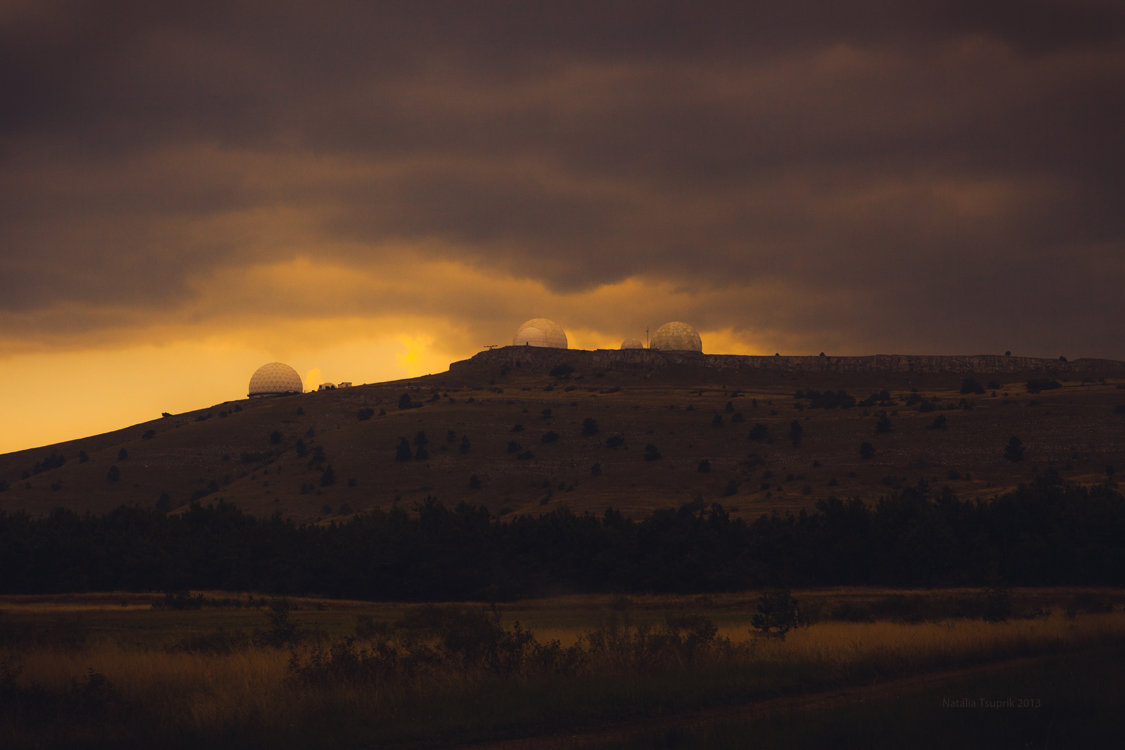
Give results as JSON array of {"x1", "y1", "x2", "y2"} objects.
[{"x1": 2, "y1": 348, "x2": 1124, "y2": 521}]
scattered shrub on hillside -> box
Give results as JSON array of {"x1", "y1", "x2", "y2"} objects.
[
  {"x1": 356, "y1": 408, "x2": 375, "y2": 421},
  {"x1": 858, "y1": 390, "x2": 894, "y2": 407},
  {"x1": 106, "y1": 465, "x2": 120, "y2": 482},
  {"x1": 591, "y1": 462, "x2": 601, "y2": 476},
  {"x1": 697, "y1": 460, "x2": 711, "y2": 473},
  {"x1": 517, "y1": 451, "x2": 534, "y2": 460},
  {"x1": 507, "y1": 440, "x2": 521, "y2": 454},
  {"x1": 789, "y1": 420, "x2": 804, "y2": 447},
  {"x1": 606, "y1": 434, "x2": 625, "y2": 449},
  {"x1": 926, "y1": 415, "x2": 947, "y2": 430},
  {"x1": 469, "y1": 475, "x2": 481, "y2": 490},
  {"x1": 413, "y1": 432, "x2": 429, "y2": 461},
  {"x1": 1026, "y1": 379, "x2": 1062, "y2": 394},
  {"x1": 960, "y1": 377, "x2": 985, "y2": 395},
  {"x1": 795, "y1": 390, "x2": 856, "y2": 409},
  {"x1": 117, "y1": 448, "x2": 129, "y2": 461},
  {"x1": 30, "y1": 453, "x2": 66, "y2": 474},
  {"x1": 859, "y1": 442, "x2": 874, "y2": 460},
  {"x1": 581, "y1": 418, "x2": 599, "y2": 436},
  {"x1": 549, "y1": 364, "x2": 575, "y2": 378},
  {"x1": 459, "y1": 435, "x2": 471, "y2": 454},
  {"x1": 723, "y1": 479, "x2": 738, "y2": 496},
  {"x1": 644, "y1": 444, "x2": 662, "y2": 461},
  {"x1": 711, "y1": 413, "x2": 724, "y2": 428},
  {"x1": 395, "y1": 438, "x2": 412, "y2": 462},
  {"x1": 541, "y1": 431, "x2": 559, "y2": 444},
  {"x1": 747, "y1": 423, "x2": 771, "y2": 442},
  {"x1": 142, "y1": 430, "x2": 155, "y2": 440},
  {"x1": 1004, "y1": 436, "x2": 1025, "y2": 462},
  {"x1": 876, "y1": 413, "x2": 892, "y2": 434},
  {"x1": 398, "y1": 393, "x2": 420, "y2": 410},
  {"x1": 511, "y1": 423, "x2": 524, "y2": 432},
  {"x1": 294, "y1": 439, "x2": 308, "y2": 458},
  {"x1": 320, "y1": 465, "x2": 336, "y2": 487},
  {"x1": 270, "y1": 430, "x2": 282, "y2": 445}
]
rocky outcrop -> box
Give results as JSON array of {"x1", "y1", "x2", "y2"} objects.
[{"x1": 450, "y1": 346, "x2": 1125, "y2": 379}]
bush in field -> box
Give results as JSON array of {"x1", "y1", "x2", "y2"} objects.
[
  {"x1": 1004, "y1": 436, "x2": 1025, "y2": 462},
  {"x1": 581, "y1": 418, "x2": 599, "y2": 436},
  {"x1": 751, "y1": 588, "x2": 798, "y2": 639}
]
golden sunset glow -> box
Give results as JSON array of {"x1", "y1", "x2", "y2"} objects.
[{"x1": 1, "y1": 2, "x2": 1121, "y2": 456}]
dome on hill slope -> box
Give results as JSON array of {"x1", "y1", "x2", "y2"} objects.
[
  {"x1": 620, "y1": 338, "x2": 644, "y2": 349},
  {"x1": 650, "y1": 321, "x2": 702, "y2": 352},
  {"x1": 249, "y1": 362, "x2": 303, "y2": 397},
  {"x1": 513, "y1": 318, "x2": 568, "y2": 348}
]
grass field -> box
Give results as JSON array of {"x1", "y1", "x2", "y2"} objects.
[{"x1": 2, "y1": 588, "x2": 1124, "y2": 748}]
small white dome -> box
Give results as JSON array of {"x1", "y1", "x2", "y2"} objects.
[
  {"x1": 620, "y1": 338, "x2": 645, "y2": 349},
  {"x1": 249, "y1": 362, "x2": 303, "y2": 397},
  {"x1": 513, "y1": 318, "x2": 568, "y2": 348},
  {"x1": 650, "y1": 321, "x2": 702, "y2": 352}
]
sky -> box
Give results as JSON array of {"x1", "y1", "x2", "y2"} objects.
[{"x1": 2, "y1": 0, "x2": 1123, "y2": 454}]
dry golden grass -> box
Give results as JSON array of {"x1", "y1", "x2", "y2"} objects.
[{"x1": 4, "y1": 591, "x2": 1124, "y2": 746}]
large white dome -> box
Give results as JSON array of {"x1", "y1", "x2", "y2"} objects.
[
  {"x1": 249, "y1": 362, "x2": 303, "y2": 397},
  {"x1": 512, "y1": 318, "x2": 568, "y2": 348},
  {"x1": 620, "y1": 337, "x2": 644, "y2": 350},
  {"x1": 650, "y1": 321, "x2": 702, "y2": 352}
]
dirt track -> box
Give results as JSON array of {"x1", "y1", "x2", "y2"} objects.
[{"x1": 462, "y1": 655, "x2": 1047, "y2": 749}]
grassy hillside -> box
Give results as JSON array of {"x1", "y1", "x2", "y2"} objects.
[{"x1": 2, "y1": 350, "x2": 1124, "y2": 521}]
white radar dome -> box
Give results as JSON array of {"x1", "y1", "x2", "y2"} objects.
[
  {"x1": 249, "y1": 362, "x2": 303, "y2": 397},
  {"x1": 650, "y1": 321, "x2": 702, "y2": 352},
  {"x1": 620, "y1": 338, "x2": 644, "y2": 349},
  {"x1": 513, "y1": 318, "x2": 568, "y2": 348}
]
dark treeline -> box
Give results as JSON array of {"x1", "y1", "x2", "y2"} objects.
[{"x1": 2, "y1": 478, "x2": 1124, "y2": 599}]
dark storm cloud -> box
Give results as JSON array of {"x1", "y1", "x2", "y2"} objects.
[{"x1": 1, "y1": 0, "x2": 1123, "y2": 356}]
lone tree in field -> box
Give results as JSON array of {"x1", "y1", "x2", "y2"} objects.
[
  {"x1": 751, "y1": 588, "x2": 799, "y2": 639},
  {"x1": 1004, "y1": 436, "x2": 1025, "y2": 462}
]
